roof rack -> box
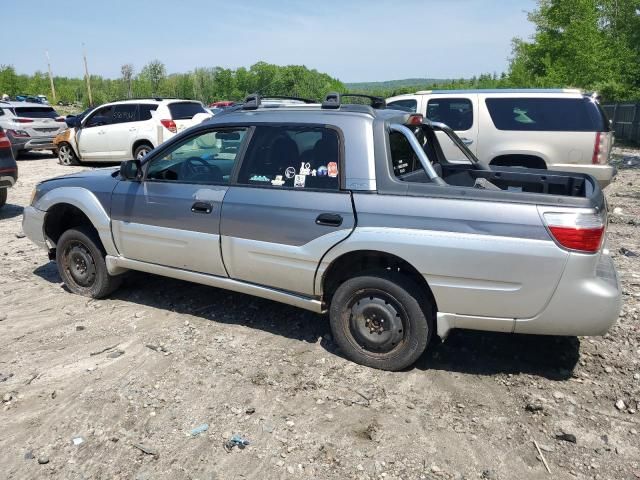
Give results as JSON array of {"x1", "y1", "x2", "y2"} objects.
[
  {"x1": 261, "y1": 95, "x2": 317, "y2": 104},
  {"x1": 321, "y1": 92, "x2": 386, "y2": 109},
  {"x1": 242, "y1": 93, "x2": 261, "y2": 110}
]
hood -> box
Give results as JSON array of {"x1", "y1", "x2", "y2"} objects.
[{"x1": 34, "y1": 167, "x2": 121, "y2": 210}]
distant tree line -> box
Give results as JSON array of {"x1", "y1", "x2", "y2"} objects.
[{"x1": 0, "y1": 61, "x2": 345, "y2": 106}]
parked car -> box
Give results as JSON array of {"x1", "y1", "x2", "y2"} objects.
[
  {"x1": 209, "y1": 101, "x2": 235, "y2": 109},
  {"x1": 22, "y1": 93, "x2": 621, "y2": 371},
  {"x1": 0, "y1": 101, "x2": 66, "y2": 157},
  {"x1": 0, "y1": 127, "x2": 18, "y2": 209},
  {"x1": 386, "y1": 89, "x2": 616, "y2": 187},
  {"x1": 54, "y1": 98, "x2": 209, "y2": 165}
]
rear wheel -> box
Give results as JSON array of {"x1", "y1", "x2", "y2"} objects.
[
  {"x1": 0, "y1": 188, "x2": 6, "y2": 208},
  {"x1": 329, "y1": 274, "x2": 432, "y2": 371},
  {"x1": 134, "y1": 143, "x2": 153, "y2": 160},
  {"x1": 56, "y1": 226, "x2": 121, "y2": 298},
  {"x1": 58, "y1": 143, "x2": 80, "y2": 166}
]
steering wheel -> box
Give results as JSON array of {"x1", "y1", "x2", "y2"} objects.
[{"x1": 180, "y1": 157, "x2": 222, "y2": 182}]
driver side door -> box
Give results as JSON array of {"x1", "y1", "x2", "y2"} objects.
[
  {"x1": 77, "y1": 105, "x2": 114, "y2": 160},
  {"x1": 110, "y1": 127, "x2": 249, "y2": 276}
]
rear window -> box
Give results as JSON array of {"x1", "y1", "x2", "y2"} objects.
[
  {"x1": 485, "y1": 97, "x2": 610, "y2": 132},
  {"x1": 389, "y1": 131, "x2": 421, "y2": 177},
  {"x1": 168, "y1": 102, "x2": 207, "y2": 120},
  {"x1": 388, "y1": 99, "x2": 417, "y2": 113},
  {"x1": 13, "y1": 107, "x2": 58, "y2": 119}
]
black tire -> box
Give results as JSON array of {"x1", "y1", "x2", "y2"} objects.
[
  {"x1": 56, "y1": 226, "x2": 122, "y2": 298},
  {"x1": 133, "y1": 143, "x2": 153, "y2": 160},
  {"x1": 329, "y1": 274, "x2": 432, "y2": 371},
  {"x1": 57, "y1": 143, "x2": 80, "y2": 166},
  {"x1": 0, "y1": 188, "x2": 6, "y2": 208}
]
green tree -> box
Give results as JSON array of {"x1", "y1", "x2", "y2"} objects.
[{"x1": 140, "y1": 60, "x2": 166, "y2": 96}]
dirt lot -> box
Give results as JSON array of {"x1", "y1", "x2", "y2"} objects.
[{"x1": 1, "y1": 150, "x2": 639, "y2": 480}]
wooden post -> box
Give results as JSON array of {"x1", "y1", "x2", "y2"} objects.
[
  {"x1": 45, "y1": 50, "x2": 56, "y2": 103},
  {"x1": 82, "y1": 45, "x2": 93, "y2": 106}
]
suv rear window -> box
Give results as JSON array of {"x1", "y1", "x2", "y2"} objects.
[
  {"x1": 168, "y1": 102, "x2": 207, "y2": 120},
  {"x1": 426, "y1": 98, "x2": 473, "y2": 130},
  {"x1": 485, "y1": 97, "x2": 610, "y2": 132},
  {"x1": 13, "y1": 107, "x2": 58, "y2": 119},
  {"x1": 389, "y1": 131, "x2": 421, "y2": 177}
]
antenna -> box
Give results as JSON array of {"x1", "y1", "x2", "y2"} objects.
[
  {"x1": 45, "y1": 50, "x2": 56, "y2": 103},
  {"x1": 82, "y1": 43, "x2": 93, "y2": 106}
]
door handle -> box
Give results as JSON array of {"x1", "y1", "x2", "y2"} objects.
[
  {"x1": 316, "y1": 213, "x2": 343, "y2": 227},
  {"x1": 191, "y1": 201, "x2": 213, "y2": 214},
  {"x1": 460, "y1": 137, "x2": 474, "y2": 145}
]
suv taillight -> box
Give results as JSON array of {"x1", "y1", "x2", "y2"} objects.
[
  {"x1": 0, "y1": 130, "x2": 10, "y2": 148},
  {"x1": 592, "y1": 132, "x2": 610, "y2": 165},
  {"x1": 13, "y1": 118, "x2": 34, "y2": 123},
  {"x1": 160, "y1": 119, "x2": 177, "y2": 133},
  {"x1": 544, "y1": 212, "x2": 605, "y2": 253}
]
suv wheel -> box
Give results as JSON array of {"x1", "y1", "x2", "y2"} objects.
[
  {"x1": 58, "y1": 143, "x2": 80, "y2": 166},
  {"x1": 329, "y1": 274, "x2": 432, "y2": 371},
  {"x1": 134, "y1": 144, "x2": 152, "y2": 160},
  {"x1": 0, "y1": 188, "x2": 6, "y2": 208},
  {"x1": 56, "y1": 226, "x2": 122, "y2": 298}
]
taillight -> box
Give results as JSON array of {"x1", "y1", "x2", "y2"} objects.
[
  {"x1": 7, "y1": 129, "x2": 30, "y2": 138},
  {"x1": 55, "y1": 117, "x2": 65, "y2": 122},
  {"x1": 544, "y1": 212, "x2": 605, "y2": 253},
  {"x1": 160, "y1": 119, "x2": 177, "y2": 133},
  {"x1": 407, "y1": 114, "x2": 424, "y2": 125},
  {"x1": 0, "y1": 130, "x2": 10, "y2": 148},
  {"x1": 592, "y1": 132, "x2": 610, "y2": 165},
  {"x1": 13, "y1": 118, "x2": 34, "y2": 123}
]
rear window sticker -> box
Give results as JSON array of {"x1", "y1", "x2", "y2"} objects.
[
  {"x1": 271, "y1": 175, "x2": 285, "y2": 186},
  {"x1": 285, "y1": 166, "x2": 296, "y2": 179},
  {"x1": 317, "y1": 165, "x2": 328, "y2": 176},
  {"x1": 328, "y1": 162, "x2": 338, "y2": 177},
  {"x1": 294, "y1": 174, "x2": 306, "y2": 188},
  {"x1": 299, "y1": 162, "x2": 311, "y2": 175},
  {"x1": 311, "y1": 169, "x2": 317, "y2": 176},
  {"x1": 250, "y1": 175, "x2": 270, "y2": 182}
]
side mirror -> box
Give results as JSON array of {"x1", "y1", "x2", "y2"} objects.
[
  {"x1": 120, "y1": 159, "x2": 141, "y2": 181},
  {"x1": 66, "y1": 116, "x2": 79, "y2": 128}
]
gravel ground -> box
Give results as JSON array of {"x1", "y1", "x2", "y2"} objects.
[{"x1": 0, "y1": 149, "x2": 639, "y2": 480}]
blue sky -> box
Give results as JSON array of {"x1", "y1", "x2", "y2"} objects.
[{"x1": 4, "y1": 0, "x2": 537, "y2": 82}]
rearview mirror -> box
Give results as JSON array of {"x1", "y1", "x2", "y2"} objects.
[{"x1": 120, "y1": 159, "x2": 141, "y2": 181}]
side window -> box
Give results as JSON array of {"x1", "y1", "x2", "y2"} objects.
[
  {"x1": 389, "y1": 131, "x2": 421, "y2": 177},
  {"x1": 139, "y1": 104, "x2": 158, "y2": 121},
  {"x1": 146, "y1": 128, "x2": 247, "y2": 184},
  {"x1": 111, "y1": 104, "x2": 138, "y2": 124},
  {"x1": 84, "y1": 106, "x2": 113, "y2": 127},
  {"x1": 388, "y1": 99, "x2": 418, "y2": 113},
  {"x1": 426, "y1": 98, "x2": 473, "y2": 130},
  {"x1": 237, "y1": 125, "x2": 341, "y2": 191}
]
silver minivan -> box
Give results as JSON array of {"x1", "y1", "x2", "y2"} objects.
[{"x1": 386, "y1": 89, "x2": 615, "y2": 187}]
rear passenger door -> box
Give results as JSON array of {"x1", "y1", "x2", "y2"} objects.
[
  {"x1": 426, "y1": 96, "x2": 478, "y2": 161},
  {"x1": 108, "y1": 103, "x2": 140, "y2": 160},
  {"x1": 220, "y1": 124, "x2": 355, "y2": 296}
]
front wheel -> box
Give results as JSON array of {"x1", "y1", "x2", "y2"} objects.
[
  {"x1": 57, "y1": 143, "x2": 80, "y2": 166},
  {"x1": 56, "y1": 226, "x2": 122, "y2": 298},
  {"x1": 329, "y1": 274, "x2": 432, "y2": 371}
]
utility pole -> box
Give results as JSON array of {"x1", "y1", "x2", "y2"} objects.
[
  {"x1": 45, "y1": 50, "x2": 56, "y2": 103},
  {"x1": 82, "y1": 44, "x2": 93, "y2": 106}
]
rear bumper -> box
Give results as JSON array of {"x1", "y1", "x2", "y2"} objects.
[
  {"x1": 549, "y1": 163, "x2": 617, "y2": 188},
  {"x1": 22, "y1": 206, "x2": 48, "y2": 250},
  {"x1": 514, "y1": 251, "x2": 621, "y2": 336},
  {"x1": 0, "y1": 175, "x2": 16, "y2": 188},
  {"x1": 7, "y1": 132, "x2": 57, "y2": 152}
]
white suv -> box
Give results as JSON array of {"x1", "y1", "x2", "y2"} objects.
[
  {"x1": 0, "y1": 101, "x2": 66, "y2": 157},
  {"x1": 54, "y1": 98, "x2": 210, "y2": 165},
  {"x1": 386, "y1": 89, "x2": 615, "y2": 187}
]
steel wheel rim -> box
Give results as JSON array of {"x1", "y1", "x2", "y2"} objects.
[
  {"x1": 136, "y1": 148, "x2": 150, "y2": 160},
  {"x1": 63, "y1": 240, "x2": 97, "y2": 288},
  {"x1": 345, "y1": 288, "x2": 408, "y2": 355}
]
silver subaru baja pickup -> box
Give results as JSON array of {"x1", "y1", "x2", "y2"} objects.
[{"x1": 22, "y1": 93, "x2": 621, "y2": 371}]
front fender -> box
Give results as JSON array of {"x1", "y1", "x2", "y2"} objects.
[{"x1": 36, "y1": 187, "x2": 118, "y2": 256}]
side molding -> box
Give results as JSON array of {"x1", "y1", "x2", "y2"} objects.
[
  {"x1": 36, "y1": 187, "x2": 118, "y2": 256},
  {"x1": 106, "y1": 255, "x2": 325, "y2": 313}
]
